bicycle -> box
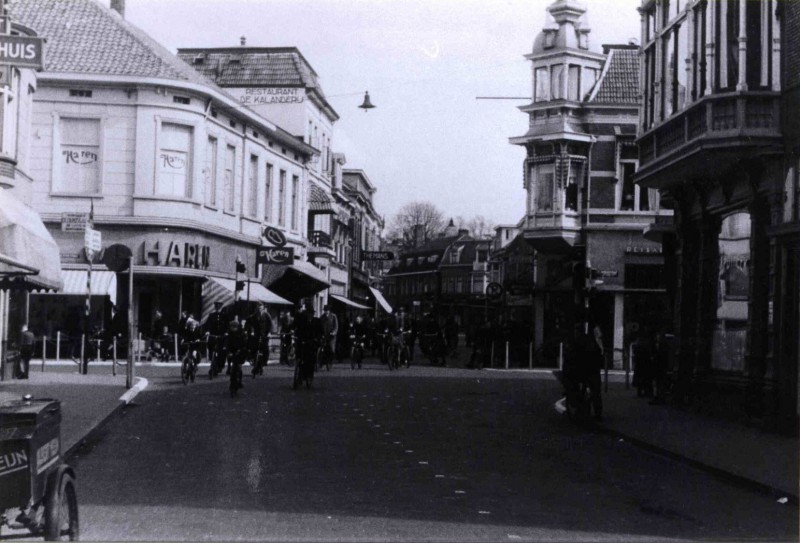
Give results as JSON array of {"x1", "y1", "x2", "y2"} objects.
[
  {"x1": 279, "y1": 332, "x2": 295, "y2": 366},
  {"x1": 229, "y1": 348, "x2": 244, "y2": 397},
  {"x1": 180, "y1": 339, "x2": 203, "y2": 385},
  {"x1": 386, "y1": 331, "x2": 409, "y2": 371},
  {"x1": 350, "y1": 334, "x2": 366, "y2": 370},
  {"x1": 293, "y1": 339, "x2": 315, "y2": 389},
  {"x1": 251, "y1": 339, "x2": 270, "y2": 378},
  {"x1": 316, "y1": 334, "x2": 334, "y2": 371}
]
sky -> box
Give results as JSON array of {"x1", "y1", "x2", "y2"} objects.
[{"x1": 120, "y1": 0, "x2": 641, "y2": 227}]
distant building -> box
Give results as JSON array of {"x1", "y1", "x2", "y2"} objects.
[{"x1": 510, "y1": 0, "x2": 670, "y2": 365}]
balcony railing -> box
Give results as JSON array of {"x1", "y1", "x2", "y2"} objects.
[
  {"x1": 637, "y1": 91, "x2": 782, "y2": 176},
  {"x1": 309, "y1": 230, "x2": 332, "y2": 249}
]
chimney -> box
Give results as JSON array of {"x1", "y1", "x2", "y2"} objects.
[
  {"x1": 110, "y1": 0, "x2": 125, "y2": 18},
  {"x1": 458, "y1": 228, "x2": 470, "y2": 237},
  {"x1": 413, "y1": 224, "x2": 425, "y2": 248},
  {"x1": 240, "y1": 36, "x2": 247, "y2": 47}
]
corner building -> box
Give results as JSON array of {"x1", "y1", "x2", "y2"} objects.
[
  {"x1": 511, "y1": 0, "x2": 671, "y2": 365},
  {"x1": 13, "y1": 0, "x2": 316, "y2": 339},
  {"x1": 635, "y1": 0, "x2": 798, "y2": 431}
]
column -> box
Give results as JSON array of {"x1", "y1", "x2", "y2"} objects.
[
  {"x1": 686, "y1": 8, "x2": 695, "y2": 101},
  {"x1": 705, "y1": 0, "x2": 716, "y2": 92},
  {"x1": 613, "y1": 293, "x2": 624, "y2": 369},
  {"x1": 737, "y1": 0, "x2": 748, "y2": 91}
]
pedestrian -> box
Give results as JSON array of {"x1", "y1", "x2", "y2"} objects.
[
  {"x1": 320, "y1": 304, "x2": 338, "y2": 362},
  {"x1": 17, "y1": 324, "x2": 35, "y2": 379},
  {"x1": 650, "y1": 330, "x2": 670, "y2": 405},
  {"x1": 203, "y1": 301, "x2": 227, "y2": 371}
]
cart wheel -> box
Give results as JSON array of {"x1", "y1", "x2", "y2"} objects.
[{"x1": 44, "y1": 468, "x2": 79, "y2": 541}]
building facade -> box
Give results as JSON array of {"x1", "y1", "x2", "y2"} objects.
[
  {"x1": 511, "y1": 0, "x2": 671, "y2": 366},
  {"x1": 13, "y1": 0, "x2": 318, "y2": 341},
  {"x1": 636, "y1": 0, "x2": 797, "y2": 431}
]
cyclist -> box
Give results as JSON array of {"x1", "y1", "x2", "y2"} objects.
[
  {"x1": 204, "y1": 301, "x2": 227, "y2": 376},
  {"x1": 292, "y1": 303, "x2": 316, "y2": 387},
  {"x1": 319, "y1": 304, "x2": 338, "y2": 369},
  {"x1": 227, "y1": 314, "x2": 246, "y2": 394},
  {"x1": 249, "y1": 303, "x2": 273, "y2": 376},
  {"x1": 421, "y1": 311, "x2": 446, "y2": 366},
  {"x1": 181, "y1": 313, "x2": 202, "y2": 381},
  {"x1": 386, "y1": 305, "x2": 410, "y2": 368},
  {"x1": 278, "y1": 310, "x2": 295, "y2": 365},
  {"x1": 350, "y1": 315, "x2": 368, "y2": 369}
]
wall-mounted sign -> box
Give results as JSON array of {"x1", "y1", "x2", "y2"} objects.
[
  {"x1": 362, "y1": 251, "x2": 394, "y2": 261},
  {"x1": 263, "y1": 226, "x2": 287, "y2": 247},
  {"x1": 238, "y1": 87, "x2": 305, "y2": 106},
  {"x1": 61, "y1": 213, "x2": 89, "y2": 232},
  {"x1": 143, "y1": 240, "x2": 210, "y2": 269},
  {"x1": 84, "y1": 227, "x2": 101, "y2": 253},
  {"x1": 257, "y1": 247, "x2": 294, "y2": 265},
  {"x1": 625, "y1": 246, "x2": 662, "y2": 255},
  {"x1": 0, "y1": 35, "x2": 44, "y2": 69}
]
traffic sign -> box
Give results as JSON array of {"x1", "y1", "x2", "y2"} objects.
[
  {"x1": 485, "y1": 282, "x2": 504, "y2": 300},
  {"x1": 0, "y1": 35, "x2": 44, "y2": 70},
  {"x1": 62, "y1": 213, "x2": 89, "y2": 232},
  {"x1": 84, "y1": 227, "x2": 101, "y2": 253},
  {"x1": 362, "y1": 251, "x2": 394, "y2": 261},
  {"x1": 262, "y1": 226, "x2": 287, "y2": 247},
  {"x1": 103, "y1": 244, "x2": 132, "y2": 272},
  {"x1": 257, "y1": 246, "x2": 294, "y2": 265}
]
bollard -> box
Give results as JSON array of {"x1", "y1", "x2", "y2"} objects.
[
  {"x1": 138, "y1": 332, "x2": 143, "y2": 363},
  {"x1": 80, "y1": 334, "x2": 85, "y2": 372},
  {"x1": 558, "y1": 341, "x2": 563, "y2": 371},
  {"x1": 41, "y1": 335, "x2": 46, "y2": 373},
  {"x1": 526, "y1": 342, "x2": 531, "y2": 369},
  {"x1": 95, "y1": 338, "x2": 101, "y2": 363},
  {"x1": 112, "y1": 336, "x2": 117, "y2": 376},
  {"x1": 174, "y1": 333, "x2": 179, "y2": 363},
  {"x1": 490, "y1": 341, "x2": 495, "y2": 368},
  {"x1": 505, "y1": 341, "x2": 509, "y2": 369},
  {"x1": 56, "y1": 331, "x2": 61, "y2": 363}
]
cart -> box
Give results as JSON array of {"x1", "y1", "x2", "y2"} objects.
[{"x1": 0, "y1": 395, "x2": 79, "y2": 541}]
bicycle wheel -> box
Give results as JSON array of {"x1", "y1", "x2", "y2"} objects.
[
  {"x1": 293, "y1": 363, "x2": 302, "y2": 390},
  {"x1": 387, "y1": 345, "x2": 396, "y2": 371},
  {"x1": 401, "y1": 346, "x2": 410, "y2": 368},
  {"x1": 325, "y1": 348, "x2": 332, "y2": 371},
  {"x1": 181, "y1": 358, "x2": 190, "y2": 385}
]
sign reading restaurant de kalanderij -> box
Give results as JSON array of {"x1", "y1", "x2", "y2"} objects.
[
  {"x1": 0, "y1": 35, "x2": 44, "y2": 70},
  {"x1": 235, "y1": 87, "x2": 304, "y2": 106}
]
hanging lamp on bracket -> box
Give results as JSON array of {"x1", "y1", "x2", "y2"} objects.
[{"x1": 358, "y1": 91, "x2": 375, "y2": 111}]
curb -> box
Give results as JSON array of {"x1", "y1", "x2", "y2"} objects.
[
  {"x1": 64, "y1": 376, "x2": 148, "y2": 460},
  {"x1": 595, "y1": 423, "x2": 799, "y2": 505}
]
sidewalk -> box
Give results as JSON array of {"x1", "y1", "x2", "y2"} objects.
[
  {"x1": 0, "y1": 369, "x2": 147, "y2": 458},
  {"x1": 598, "y1": 379, "x2": 798, "y2": 501}
]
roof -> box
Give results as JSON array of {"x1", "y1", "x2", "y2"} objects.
[
  {"x1": 386, "y1": 234, "x2": 470, "y2": 275},
  {"x1": 11, "y1": 0, "x2": 213, "y2": 83},
  {"x1": 588, "y1": 45, "x2": 640, "y2": 105},
  {"x1": 176, "y1": 47, "x2": 338, "y2": 121},
  {"x1": 11, "y1": 0, "x2": 316, "y2": 156}
]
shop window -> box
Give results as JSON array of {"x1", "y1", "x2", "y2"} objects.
[
  {"x1": 223, "y1": 144, "x2": 235, "y2": 213},
  {"x1": 278, "y1": 170, "x2": 287, "y2": 227},
  {"x1": 56, "y1": 117, "x2": 101, "y2": 194},
  {"x1": 713, "y1": 212, "x2": 750, "y2": 372},
  {"x1": 157, "y1": 123, "x2": 192, "y2": 198},
  {"x1": 264, "y1": 163, "x2": 273, "y2": 222},
  {"x1": 204, "y1": 137, "x2": 217, "y2": 207}
]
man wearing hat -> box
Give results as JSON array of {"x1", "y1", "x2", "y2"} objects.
[
  {"x1": 320, "y1": 304, "x2": 338, "y2": 363},
  {"x1": 204, "y1": 301, "x2": 227, "y2": 376}
]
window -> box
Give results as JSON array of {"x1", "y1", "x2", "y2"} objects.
[
  {"x1": 247, "y1": 155, "x2": 258, "y2": 217},
  {"x1": 205, "y1": 137, "x2": 217, "y2": 206},
  {"x1": 278, "y1": 170, "x2": 287, "y2": 226},
  {"x1": 580, "y1": 67, "x2": 599, "y2": 100},
  {"x1": 567, "y1": 65, "x2": 581, "y2": 101},
  {"x1": 57, "y1": 118, "x2": 101, "y2": 194},
  {"x1": 716, "y1": 0, "x2": 740, "y2": 90},
  {"x1": 536, "y1": 165, "x2": 555, "y2": 212},
  {"x1": 535, "y1": 67, "x2": 550, "y2": 102},
  {"x1": 291, "y1": 175, "x2": 299, "y2": 230},
  {"x1": 264, "y1": 163, "x2": 273, "y2": 222},
  {"x1": 551, "y1": 64, "x2": 564, "y2": 100},
  {"x1": 157, "y1": 123, "x2": 192, "y2": 198},
  {"x1": 223, "y1": 144, "x2": 235, "y2": 212},
  {"x1": 692, "y1": 1, "x2": 708, "y2": 100},
  {"x1": 620, "y1": 162, "x2": 636, "y2": 211}
]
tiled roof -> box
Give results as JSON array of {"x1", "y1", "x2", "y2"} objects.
[
  {"x1": 589, "y1": 46, "x2": 640, "y2": 105},
  {"x1": 176, "y1": 47, "x2": 337, "y2": 120},
  {"x1": 386, "y1": 234, "x2": 473, "y2": 275},
  {"x1": 11, "y1": 0, "x2": 211, "y2": 84}
]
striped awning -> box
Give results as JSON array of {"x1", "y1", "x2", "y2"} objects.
[
  {"x1": 202, "y1": 277, "x2": 292, "y2": 323},
  {"x1": 34, "y1": 270, "x2": 117, "y2": 304},
  {"x1": 329, "y1": 294, "x2": 370, "y2": 310},
  {"x1": 369, "y1": 286, "x2": 392, "y2": 314},
  {"x1": 308, "y1": 184, "x2": 335, "y2": 214}
]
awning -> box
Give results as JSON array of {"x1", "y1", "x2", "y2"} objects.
[
  {"x1": 369, "y1": 286, "x2": 393, "y2": 314},
  {"x1": 308, "y1": 184, "x2": 335, "y2": 214},
  {"x1": 0, "y1": 189, "x2": 62, "y2": 291},
  {"x1": 33, "y1": 270, "x2": 116, "y2": 304},
  {"x1": 263, "y1": 260, "x2": 330, "y2": 303},
  {"x1": 329, "y1": 294, "x2": 370, "y2": 310},
  {"x1": 202, "y1": 277, "x2": 292, "y2": 323}
]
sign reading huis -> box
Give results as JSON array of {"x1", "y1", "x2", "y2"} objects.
[
  {"x1": 0, "y1": 35, "x2": 44, "y2": 69},
  {"x1": 143, "y1": 240, "x2": 211, "y2": 269}
]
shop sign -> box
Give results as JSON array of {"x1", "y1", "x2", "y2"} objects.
[
  {"x1": 362, "y1": 251, "x2": 394, "y2": 261},
  {"x1": 263, "y1": 226, "x2": 287, "y2": 247},
  {"x1": 0, "y1": 35, "x2": 44, "y2": 69},
  {"x1": 257, "y1": 247, "x2": 294, "y2": 265},
  {"x1": 143, "y1": 240, "x2": 210, "y2": 270},
  {"x1": 62, "y1": 213, "x2": 89, "y2": 232},
  {"x1": 238, "y1": 87, "x2": 304, "y2": 106},
  {"x1": 84, "y1": 227, "x2": 101, "y2": 253},
  {"x1": 625, "y1": 245, "x2": 662, "y2": 255}
]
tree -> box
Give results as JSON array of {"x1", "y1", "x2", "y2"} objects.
[
  {"x1": 386, "y1": 201, "x2": 446, "y2": 250},
  {"x1": 466, "y1": 215, "x2": 496, "y2": 239}
]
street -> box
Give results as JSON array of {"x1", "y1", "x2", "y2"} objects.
[{"x1": 65, "y1": 360, "x2": 796, "y2": 542}]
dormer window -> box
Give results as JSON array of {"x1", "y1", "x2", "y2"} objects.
[
  {"x1": 192, "y1": 54, "x2": 205, "y2": 65},
  {"x1": 544, "y1": 30, "x2": 555, "y2": 49}
]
